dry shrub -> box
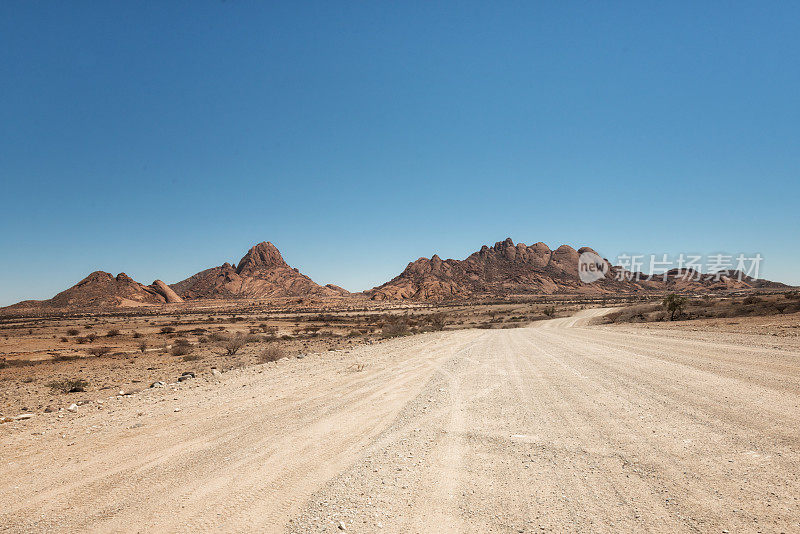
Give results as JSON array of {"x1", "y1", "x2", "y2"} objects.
[
  {"x1": 66, "y1": 328, "x2": 80, "y2": 336},
  {"x1": 47, "y1": 378, "x2": 88, "y2": 393},
  {"x1": 138, "y1": 340, "x2": 148, "y2": 353},
  {"x1": 428, "y1": 312, "x2": 447, "y2": 331},
  {"x1": 219, "y1": 334, "x2": 247, "y2": 356},
  {"x1": 171, "y1": 344, "x2": 192, "y2": 357},
  {"x1": 88, "y1": 346, "x2": 112, "y2": 357},
  {"x1": 258, "y1": 344, "x2": 286, "y2": 363},
  {"x1": 106, "y1": 329, "x2": 120, "y2": 337},
  {"x1": 381, "y1": 316, "x2": 410, "y2": 338},
  {"x1": 160, "y1": 326, "x2": 175, "y2": 334}
]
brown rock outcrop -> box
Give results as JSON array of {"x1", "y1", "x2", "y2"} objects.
[
  {"x1": 150, "y1": 280, "x2": 184, "y2": 303},
  {"x1": 25, "y1": 271, "x2": 174, "y2": 309},
  {"x1": 170, "y1": 242, "x2": 350, "y2": 300}
]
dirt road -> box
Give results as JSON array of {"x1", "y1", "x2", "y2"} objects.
[{"x1": 2, "y1": 309, "x2": 799, "y2": 532}]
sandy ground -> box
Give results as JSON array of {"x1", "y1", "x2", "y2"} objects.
[{"x1": 2, "y1": 309, "x2": 799, "y2": 533}]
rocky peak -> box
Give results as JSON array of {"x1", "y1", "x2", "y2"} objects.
[
  {"x1": 81, "y1": 271, "x2": 114, "y2": 284},
  {"x1": 235, "y1": 242, "x2": 289, "y2": 275},
  {"x1": 115, "y1": 273, "x2": 136, "y2": 284}
]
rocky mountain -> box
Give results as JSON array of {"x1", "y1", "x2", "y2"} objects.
[
  {"x1": 367, "y1": 238, "x2": 785, "y2": 301},
  {"x1": 2, "y1": 238, "x2": 786, "y2": 310},
  {"x1": 8, "y1": 271, "x2": 184, "y2": 310},
  {"x1": 170, "y1": 241, "x2": 349, "y2": 300}
]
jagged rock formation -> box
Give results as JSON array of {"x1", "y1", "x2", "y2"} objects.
[
  {"x1": 367, "y1": 238, "x2": 785, "y2": 301},
  {"x1": 170, "y1": 242, "x2": 349, "y2": 300}
]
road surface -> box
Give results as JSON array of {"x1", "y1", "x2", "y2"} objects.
[{"x1": 2, "y1": 309, "x2": 799, "y2": 532}]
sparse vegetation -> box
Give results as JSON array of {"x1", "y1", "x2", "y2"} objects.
[
  {"x1": 160, "y1": 326, "x2": 175, "y2": 334},
  {"x1": 604, "y1": 293, "x2": 800, "y2": 324},
  {"x1": 106, "y1": 329, "x2": 120, "y2": 337},
  {"x1": 66, "y1": 328, "x2": 80, "y2": 336},
  {"x1": 47, "y1": 378, "x2": 89, "y2": 394}
]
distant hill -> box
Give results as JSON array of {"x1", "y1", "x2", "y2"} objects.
[
  {"x1": 367, "y1": 238, "x2": 788, "y2": 301},
  {"x1": 170, "y1": 241, "x2": 349, "y2": 300},
  {"x1": 5, "y1": 271, "x2": 182, "y2": 310},
  {"x1": 1, "y1": 238, "x2": 789, "y2": 311}
]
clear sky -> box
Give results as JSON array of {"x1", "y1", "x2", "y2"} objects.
[{"x1": 2, "y1": 2, "x2": 798, "y2": 305}]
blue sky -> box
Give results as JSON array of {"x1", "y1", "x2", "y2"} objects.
[{"x1": 1, "y1": 2, "x2": 798, "y2": 305}]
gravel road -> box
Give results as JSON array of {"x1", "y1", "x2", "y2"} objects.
[{"x1": 2, "y1": 309, "x2": 798, "y2": 533}]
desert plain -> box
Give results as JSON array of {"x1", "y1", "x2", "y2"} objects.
[{"x1": 2, "y1": 240, "x2": 800, "y2": 532}]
